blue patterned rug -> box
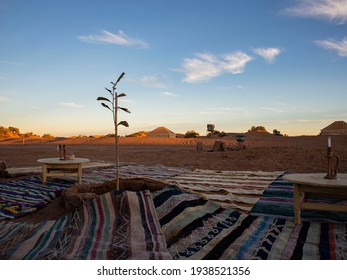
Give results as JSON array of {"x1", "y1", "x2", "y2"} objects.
[
  {"x1": 153, "y1": 186, "x2": 347, "y2": 260},
  {"x1": 251, "y1": 174, "x2": 347, "y2": 222},
  {"x1": 0, "y1": 176, "x2": 74, "y2": 220}
]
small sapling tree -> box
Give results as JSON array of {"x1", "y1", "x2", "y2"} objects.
[{"x1": 97, "y1": 72, "x2": 130, "y2": 190}]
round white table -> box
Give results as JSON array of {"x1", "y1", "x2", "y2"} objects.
[
  {"x1": 283, "y1": 173, "x2": 347, "y2": 224},
  {"x1": 37, "y1": 158, "x2": 90, "y2": 184}
]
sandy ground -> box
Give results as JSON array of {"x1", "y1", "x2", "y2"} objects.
[
  {"x1": 1, "y1": 132, "x2": 347, "y2": 173},
  {"x1": 1, "y1": 132, "x2": 347, "y2": 222}
]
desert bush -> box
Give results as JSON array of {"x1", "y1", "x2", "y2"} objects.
[
  {"x1": 185, "y1": 130, "x2": 199, "y2": 138},
  {"x1": 207, "y1": 130, "x2": 226, "y2": 137},
  {"x1": 0, "y1": 126, "x2": 39, "y2": 138},
  {"x1": 248, "y1": 126, "x2": 267, "y2": 132},
  {"x1": 273, "y1": 129, "x2": 283, "y2": 136},
  {"x1": 42, "y1": 134, "x2": 54, "y2": 139},
  {"x1": 126, "y1": 131, "x2": 147, "y2": 137},
  {"x1": 0, "y1": 126, "x2": 20, "y2": 137}
]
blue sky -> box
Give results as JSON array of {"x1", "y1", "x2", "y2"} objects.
[{"x1": 1, "y1": 0, "x2": 347, "y2": 137}]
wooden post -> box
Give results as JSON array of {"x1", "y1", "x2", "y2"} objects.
[
  {"x1": 238, "y1": 141, "x2": 245, "y2": 150},
  {"x1": 196, "y1": 142, "x2": 203, "y2": 152}
]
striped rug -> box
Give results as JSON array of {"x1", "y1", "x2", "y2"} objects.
[
  {"x1": 84, "y1": 163, "x2": 190, "y2": 184},
  {"x1": 0, "y1": 164, "x2": 189, "y2": 220},
  {"x1": 0, "y1": 190, "x2": 171, "y2": 260},
  {"x1": 0, "y1": 176, "x2": 73, "y2": 220},
  {"x1": 153, "y1": 186, "x2": 347, "y2": 260},
  {"x1": 168, "y1": 170, "x2": 283, "y2": 212},
  {"x1": 251, "y1": 173, "x2": 347, "y2": 222}
]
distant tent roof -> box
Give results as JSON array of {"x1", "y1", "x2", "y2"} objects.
[
  {"x1": 149, "y1": 127, "x2": 175, "y2": 134},
  {"x1": 321, "y1": 121, "x2": 347, "y2": 131}
]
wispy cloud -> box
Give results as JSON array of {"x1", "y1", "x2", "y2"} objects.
[
  {"x1": 0, "y1": 74, "x2": 9, "y2": 80},
  {"x1": 295, "y1": 119, "x2": 332, "y2": 123},
  {"x1": 120, "y1": 99, "x2": 134, "y2": 104},
  {"x1": 253, "y1": 48, "x2": 282, "y2": 63},
  {"x1": 0, "y1": 96, "x2": 9, "y2": 102},
  {"x1": 209, "y1": 107, "x2": 243, "y2": 112},
  {"x1": 261, "y1": 107, "x2": 285, "y2": 113},
  {"x1": 78, "y1": 30, "x2": 148, "y2": 48},
  {"x1": 217, "y1": 85, "x2": 246, "y2": 90},
  {"x1": 196, "y1": 110, "x2": 224, "y2": 115},
  {"x1": 315, "y1": 37, "x2": 347, "y2": 56},
  {"x1": 181, "y1": 52, "x2": 253, "y2": 83},
  {"x1": 285, "y1": 0, "x2": 347, "y2": 24},
  {"x1": 60, "y1": 102, "x2": 84, "y2": 108},
  {"x1": 321, "y1": 112, "x2": 347, "y2": 117},
  {"x1": 139, "y1": 75, "x2": 167, "y2": 88},
  {"x1": 161, "y1": 91, "x2": 178, "y2": 97},
  {"x1": 196, "y1": 107, "x2": 245, "y2": 116},
  {"x1": 0, "y1": 60, "x2": 25, "y2": 66}
]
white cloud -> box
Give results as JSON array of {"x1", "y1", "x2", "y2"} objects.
[
  {"x1": 315, "y1": 37, "x2": 347, "y2": 56},
  {"x1": 285, "y1": 0, "x2": 347, "y2": 24},
  {"x1": 60, "y1": 102, "x2": 84, "y2": 108},
  {"x1": 161, "y1": 91, "x2": 178, "y2": 97},
  {"x1": 181, "y1": 52, "x2": 253, "y2": 83},
  {"x1": 78, "y1": 30, "x2": 148, "y2": 48},
  {"x1": 253, "y1": 48, "x2": 282, "y2": 63},
  {"x1": 139, "y1": 75, "x2": 166, "y2": 88},
  {"x1": 222, "y1": 52, "x2": 253, "y2": 74}
]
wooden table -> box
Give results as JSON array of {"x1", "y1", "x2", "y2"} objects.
[
  {"x1": 37, "y1": 158, "x2": 90, "y2": 184},
  {"x1": 283, "y1": 173, "x2": 347, "y2": 224}
]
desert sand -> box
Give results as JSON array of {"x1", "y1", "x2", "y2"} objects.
[
  {"x1": 1, "y1": 132, "x2": 346, "y2": 223},
  {"x1": 1, "y1": 132, "x2": 346, "y2": 173}
]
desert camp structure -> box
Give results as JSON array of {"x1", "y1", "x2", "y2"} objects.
[
  {"x1": 320, "y1": 121, "x2": 347, "y2": 136},
  {"x1": 147, "y1": 127, "x2": 176, "y2": 138}
]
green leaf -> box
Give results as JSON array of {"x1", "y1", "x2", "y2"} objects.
[
  {"x1": 101, "y1": 103, "x2": 112, "y2": 111},
  {"x1": 97, "y1": 97, "x2": 111, "y2": 103},
  {"x1": 115, "y1": 72, "x2": 125, "y2": 85},
  {"x1": 118, "y1": 121, "x2": 129, "y2": 127},
  {"x1": 117, "y1": 93, "x2": 126, "y2": 98},
  {"x1": 104, "y1": 87, "x2": 112, "y2": 94},
  {"x1": 118, "y1": 107, "x2": 131, "y2": 113}
]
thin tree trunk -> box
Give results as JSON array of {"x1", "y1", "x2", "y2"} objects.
[{"x1": 114, "y1": 89, "x2": 119, "y2": 191}]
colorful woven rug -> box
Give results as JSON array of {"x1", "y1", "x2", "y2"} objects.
[
  {"x1": 84, "y1": 163, "x2": 190, "y2": 184},
  {"x1": 0, "y1": 176, "x2": 73, "y2": 220},
  {"x1": 0, "y1": 163, "x2": 189, "y2": 220},
  {"x1": 168, "y1": 170, "x2": 283, "y2": 212},
  {"x1": 153, "y1": 186, "x2": 347, "y2": 260},
  {"x1": 251, "y1": 173, "x2": 347, "y2": 222},
  {"x1": 0, "y1": 190, "x2": 171, "y2": 260}
]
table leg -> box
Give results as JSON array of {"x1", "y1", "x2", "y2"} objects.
[
  {"x1": 77, "y1": 163, "x2": 82, "y2": 184},
  {"x1": 293, "y1": 184, "x2": 301, "y2": 225},
  {"x1": 42, "y1": 164, "x2": 47, "y2": 184}
]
